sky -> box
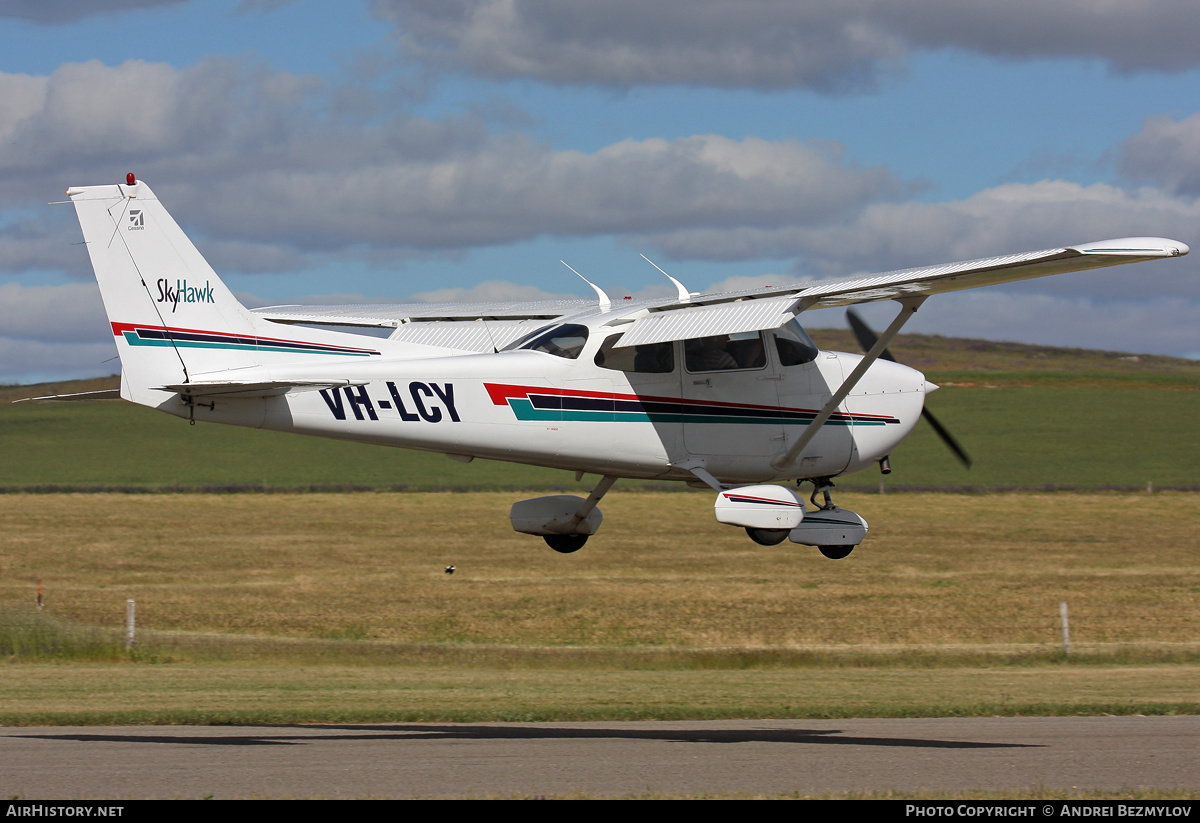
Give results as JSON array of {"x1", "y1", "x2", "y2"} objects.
[{"x1": 2, "y1": 0, "x2": 1199, "y2": 383}]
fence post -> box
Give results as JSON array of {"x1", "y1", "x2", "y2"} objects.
[
  {"x1": 126, "y1": 599, "x2": 136, "y2": 650},
  {"x1": 1059, "y1": 601, "x2": 1070, "y2": 657}
]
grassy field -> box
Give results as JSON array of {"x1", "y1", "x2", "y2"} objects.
[
  {"x1": 2, "y1": 663, "x2": 1198, "y2": 726},
  {"x1": 2, "y1": 369, "x2": 1198, "y2": 491},
  {"x1": 1, "y1": 491, "x2": 1197, "y2": 724}
]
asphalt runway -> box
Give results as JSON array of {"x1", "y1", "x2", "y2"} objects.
[{"x1": 1, "y1": 716, "x2": 1196, "y2": 799}]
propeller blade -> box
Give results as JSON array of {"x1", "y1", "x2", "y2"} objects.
[
  {"x1": 920, "y1": 406, "x2": 973, "y2": 468},
  {"x1": 845, "y1": 308, "x2": 971, "y2": 469},
  {"x1": 846, "y1": 308, "x2": 897, "y2": 363}
]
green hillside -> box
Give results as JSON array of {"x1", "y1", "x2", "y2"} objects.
[{"x1": 807, "y1": 328, "x2": 1200, "y2": 389}]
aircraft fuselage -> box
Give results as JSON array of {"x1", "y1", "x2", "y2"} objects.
[{"x1": 165, "y1": 335, "x2": 928, "y2": 484}]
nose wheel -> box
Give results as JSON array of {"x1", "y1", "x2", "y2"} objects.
[
  {"x1": 793, "y1": 478, "x2": 863, "y2": 559},
  {"x1": 544, "y1": 533, "x2": 589, "y2": 553},
  {"x1": 818, "y1": 544, "x2": 853, "y2": 559}
]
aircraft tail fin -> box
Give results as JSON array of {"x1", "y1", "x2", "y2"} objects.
[{"x1": 67, "y1": 176, "x2": 381, "y2": 409}]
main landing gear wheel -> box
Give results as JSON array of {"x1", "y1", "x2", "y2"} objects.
[
  {"x1": 544, "y1": 534, "x2": 589, "y2": 553},
  {"x1": 818, "y1": 545, "x2": 854, "y2": 559},
  {"x1": 745, "y1": 527, "x2": 789, "y2": 546}
]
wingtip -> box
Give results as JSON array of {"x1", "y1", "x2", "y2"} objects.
[{"x1": 1070, "y1": 237, "x2": 1189, "y2": 257}]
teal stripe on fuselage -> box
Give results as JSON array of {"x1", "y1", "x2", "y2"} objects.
[
  {"x1": 120, "y1": 331, "x2": 373, "y2": 356},
  {"x1": 505, "y1": 398, "x2": 889, "y2": 426}
]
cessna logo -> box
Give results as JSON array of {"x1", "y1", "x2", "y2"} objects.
[
  {"x1": 156, "y1": 278, "x2": 215, "y2": 312},
  {"x1": 128, "y1": 209, "x2": 144, "y2": 230},
  {"x1": 320, "y1": 381, "x2": 460, "y2": 423}
]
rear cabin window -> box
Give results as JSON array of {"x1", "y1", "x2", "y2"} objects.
[
  {"x1": 684, "y1": 331, "x2": 766, "y2": 372},
  {"x1": 594, "y1": 334, "x2": 674, "y2": 373}
]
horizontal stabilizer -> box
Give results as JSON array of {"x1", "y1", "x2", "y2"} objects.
[
  {"x1": 13, "y1": 389, "x2": 122, "y2": 403},
  {"x1": 158, "y1": 379, "x2": 363, "y2": 399}
]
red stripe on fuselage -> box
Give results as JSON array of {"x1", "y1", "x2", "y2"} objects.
[
  {"x1": 483, "y1": 382, "x2": 898, "y2": 422},
  {"x1": 110, "y1": 321, "x2": 380, "y2": 355}
]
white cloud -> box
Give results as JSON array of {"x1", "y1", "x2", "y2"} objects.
[
  {"x1": 0, "y1": 337, "x2": 117, "y2": 384},
  {"x1": 0, "y1": 59, "x2": 905, "y2": 265},
  {"x1": 0, "y1": 282, "x2": 116, "y2": 382},
  {"x1": 17, "y1": 58, "x2": 1193, "y2": 302},
  {"x1": 0, "y1": 282, "x2": 110, "y2": 342},
  {"x1": 188, "y1": 134, "x2": 903, "y2": 251},
  {"x1": 374, "y1": 0, "x2": 906, "y2": 93},
  {"x1": 1119, "y1": 112, "x2": 1200, "y2": 196},
  {"x1": 373, "y1": 0, "x2": 1200, "y2": 91},
  {"x1": 648, "y1": 180, "x2": 1200, "y2": 300},
  {"x1": 0, "y1": 212, "x2": 93, "y2": 277}
]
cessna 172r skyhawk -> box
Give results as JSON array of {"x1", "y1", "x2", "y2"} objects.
[{"x1": 62, "y1": 175, "x2": 1188, "y2": 557}]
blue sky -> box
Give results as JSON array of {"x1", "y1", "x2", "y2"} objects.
[{"x1": 2, "y1": 0, "x2": 1199, "y2": 382}]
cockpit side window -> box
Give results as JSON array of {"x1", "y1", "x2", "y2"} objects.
[
  {"x1": 501, "y1": 323, "x2": 555, "y2": 352},
  {"x1": 773, "y1": 318, "x2": 819, "y2": 366},
  {"x1": 594, "y1": 334, "x2": 675, "y2": 373},
  {"x1": 514, "y1": 323, "x2": 589, "y2": 359}
]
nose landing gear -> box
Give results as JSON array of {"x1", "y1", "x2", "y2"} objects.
[{"x1": 785, "y1": 478, "x2": 868, "y2": 560}]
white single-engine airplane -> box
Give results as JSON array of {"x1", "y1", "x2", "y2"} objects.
[{"x1": 61, "y1": 175, "x2": 1188, "y2": 557}]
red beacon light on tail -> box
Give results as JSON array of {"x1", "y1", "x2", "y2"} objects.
[{"x1": 126, "y1": 173, "x2": 136, "y2": 186}]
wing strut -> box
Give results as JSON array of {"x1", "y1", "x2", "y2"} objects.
[
  {"x1": 770, "y1": 295, "x2": 926, "y2": 472},
  {"x1": 563, "y1": 475, "x2": 619, "y2": 533}
]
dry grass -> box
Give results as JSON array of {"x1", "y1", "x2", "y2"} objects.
[
  {"x1": 1, "y1": 490, "x2": 1197, "y2": 650},
  {"x1": 1, "y1": 490, "x2": 1197, "y2": 724}
]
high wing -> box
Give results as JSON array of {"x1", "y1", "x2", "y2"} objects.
[
  {"x1": 613, "y1": 236, "x2": 1189, "y2": 347},
  {"x1": 689, "y1": 236, "x2": 1189, "y2": 309},
  {"x1": 250, "y1": 237, "x2": 1188, "y2": 350}
]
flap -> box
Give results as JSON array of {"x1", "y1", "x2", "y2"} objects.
[{"x1": 614, "y1": 295, "x2": 799, "y2": 347}]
